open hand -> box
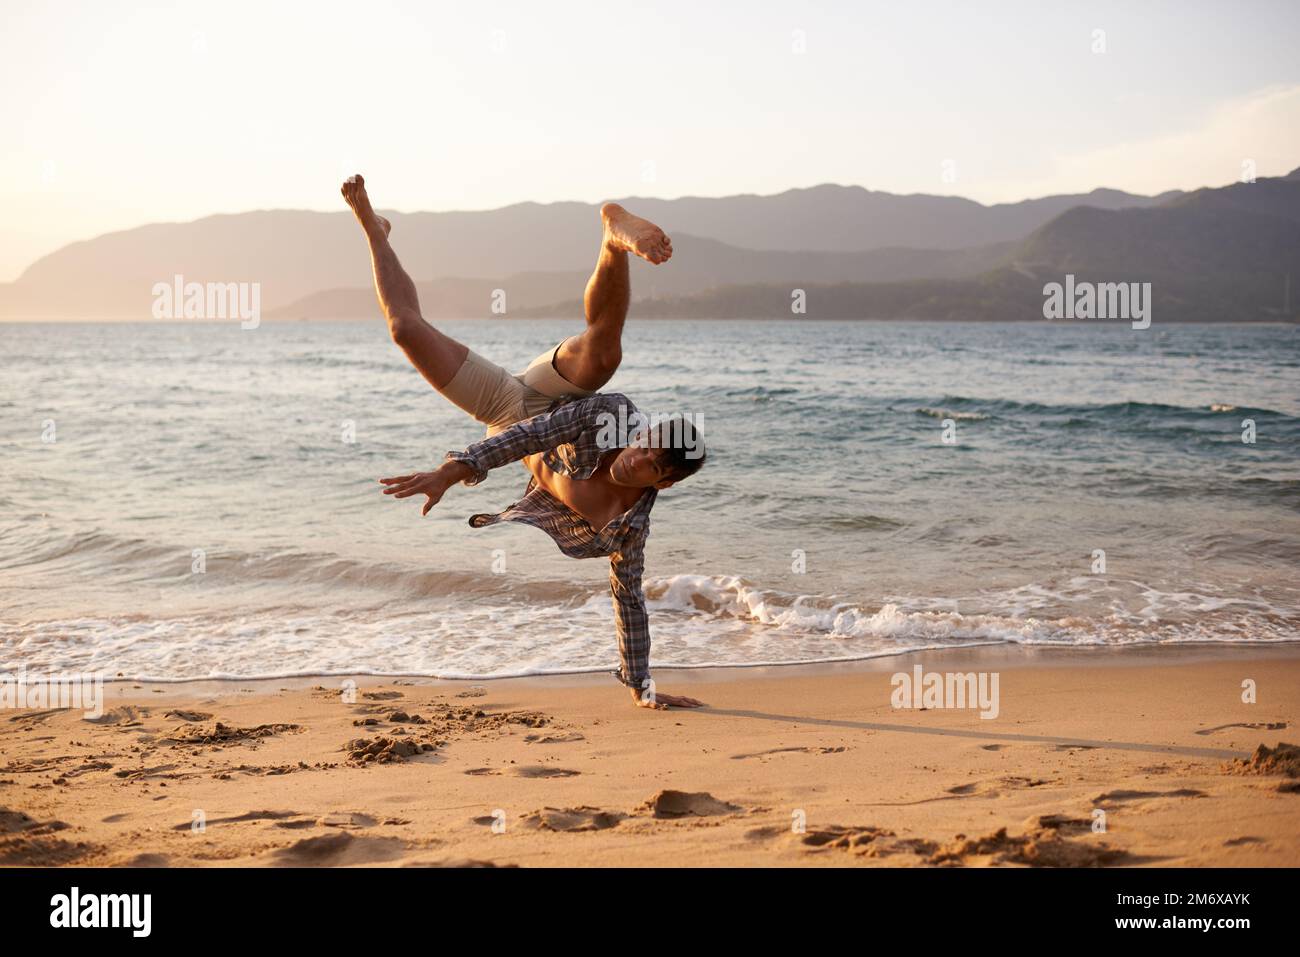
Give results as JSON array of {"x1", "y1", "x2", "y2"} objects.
[{"x1": 379, "y1": 471, "x2": 450, "y2": 515}]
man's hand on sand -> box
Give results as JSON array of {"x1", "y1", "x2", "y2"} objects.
[{"x1": 629, "y1": 687, "x2": 707, "y2": 710}]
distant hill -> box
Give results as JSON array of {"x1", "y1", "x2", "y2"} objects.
[
  {"x1": 559, "y1": 171, "x2": 1300, "y2": 323},
  {"x1": 599, "y1": 184, "x2": 1182, "y2": 251},
  {"x1": 4, "y1": 173, "x2": 1292, "y2": 323},
  {"x1": 0, "y1": 182, "x2": 1168, "y2": 320},
  {"x1": 266, "y1": 237, "x2": 1018, "y2": 320}
]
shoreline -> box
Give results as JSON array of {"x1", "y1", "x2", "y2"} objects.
[{"x1": 56, "y1": 640, "x2": 1300, "y2": 701}]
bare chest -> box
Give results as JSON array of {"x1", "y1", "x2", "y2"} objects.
[{"x1": 523, "y1": 453, "x2": 639, "y2": 532}]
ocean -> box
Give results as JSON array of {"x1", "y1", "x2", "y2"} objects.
[{"x1": 2, "y1": 318, "x2": 1298, "y2": 683}]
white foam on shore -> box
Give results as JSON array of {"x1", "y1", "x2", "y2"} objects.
[{"x1": 3, "y1": 573, "x2": 1296, "y2": 683}]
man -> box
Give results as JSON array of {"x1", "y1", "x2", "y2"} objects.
[{"x1": 340, "y1": 175, "x2": 707, "y2": 710}]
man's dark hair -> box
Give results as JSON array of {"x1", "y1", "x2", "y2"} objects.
[{"x1": 648, "y1": 415, "x2": 706, "y2": 483}]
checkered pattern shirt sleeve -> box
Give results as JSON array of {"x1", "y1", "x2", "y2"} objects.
[
  {"x1": 608, "y1": 530, "x2": 652, "y2": 691},
  {"x1": 444, "y1": 393, "x2": 628, "y2": 484}
]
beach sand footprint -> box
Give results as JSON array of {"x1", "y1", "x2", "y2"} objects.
[
  {"x1": 164, "y1": 710, "x2": 212, "y2": 723},
  {"x1": 752, "y1": 814, "x2": 1127, "y2": 865},
  {"x1": 1001, "y1": 775, "x2": 1051, "y2": 788},
  {"x1": 403, "y1": 857, "x2": 515, "y2": 868},
  {"x1": 745, "y1": 822, "x2": 931, "y2": 860},
  {"x1": 1091, "y1": 787, "x2": 1206, "y2": 809},
  {"x1": 343, "y1": 737, "x2": 435, "y2": 764},
  {"x1": 83, "y1": 706, "x2": 149, "y2": 727},
  {"x1": 640, "y1": 790, "x2": 745, "y2": 819},
  {"x1": 513, "y1": 766, "x2": 580, "y2": 778},
  {"x1": 1195, "y1": 722, "x2": 1287, "y2": 736},
  {"x1": 64, "y1": 760, "x2": 114, "y2": 778},
  {"x1": 317, "y1": 812, "x2": 378, "y2": 829},
  {"x1": 519, "y1": 807, "x2": 626, "y2": 832},
  {"x1": 170, "y1": 809, "x2": 303, "y2": 831},
  {"x1": 271, "y1": 831, "x2": 408, "y2": 866},
  {"x1": 1032, "y1": 814, "x2": 1094, "y2": 834},
  {"x1": 466, "y1": 765, "x2": 580, "y2": 777},
  {"x1": 114, "y1": 763, "x2": 185, "y2": 782},
  {"x1": 929, "y1": 825, "x2": 1128, "y2": 867},
  {"x1": 164, "y1": 722, "x2": 300, "y2": 745},
  {"x1": 218, "y1": 762, "x2": 313, "y2": 778},
  {"x1": 873, "y1": 775, "x2": 1053, "y2": 806},
  {"x1": 509, "y1": 789, "x2": 751, "y2": 835},
  {"x1": 797, "y1": 824, "x2": 895, "y2": 851},
  {"x1": 0, "y1": 808, "x2": 97, "y2": 866},
  {"x1": 730, "y1": 746, "x2": 848, "y2": 761}
]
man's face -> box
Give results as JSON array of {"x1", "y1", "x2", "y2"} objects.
[{"x1": 609, "y1": 442, "x2": 675, "y2": 489}]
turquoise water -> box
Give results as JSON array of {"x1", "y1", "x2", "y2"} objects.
[{"x1": 1, "y1": 318, "x2": 1298, "y2": 681}]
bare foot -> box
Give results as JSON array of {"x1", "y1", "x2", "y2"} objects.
[
  {"x1": 601, "y1": 203, "x2": 672, "y2": 264},
  {"x1": 341, "y1": 174, "x2": 391, "y2": 238}
]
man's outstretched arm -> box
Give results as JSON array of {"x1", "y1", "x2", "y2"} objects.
[
  {"x1": 444, "y1": 392, "x2": 629, "y2": 484},
  {"x1": 379, "y1": 393, "x2": 631, "y2": 512},
  {"x1": 378, "y1": 459, "x2": 475, "y2": 515}
]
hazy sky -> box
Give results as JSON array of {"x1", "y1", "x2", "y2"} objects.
[{"x1": 2, "y1": 0, "x2": 1298, "y2": 280}]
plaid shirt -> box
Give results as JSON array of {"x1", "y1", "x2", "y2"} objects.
[{"x1": 445, "y1": 393, "x2": 657, "y2": 691}]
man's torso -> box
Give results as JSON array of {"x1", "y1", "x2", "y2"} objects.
[
  {"x1": 459, "y1": 392, "x2": 658, "y2": 561},
  {"x1": 522, "y1": 451, "x2": 645, "y2": 533}
]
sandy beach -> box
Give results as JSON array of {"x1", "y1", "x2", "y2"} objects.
[{"x1": 3, "y1": 646, "x2": 1297, "y2": 868}]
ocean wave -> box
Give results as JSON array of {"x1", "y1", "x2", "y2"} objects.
[
  {"x1": 3, "y1": 572, "x2": 1296, "y2": 681},
  {"x1": 647, "y1": 574, "x2": 1300, "y2": 642},
  {"x1": 0, "y1": 526, "x2": 594, "y2": 604},
  {"x1": 915, "y1": 407, "x2": 989, "y2": 421},
  {"x1": 0, "y1": 529, "x2": 179, "y2": 572},
  {"x1": 917, "y1": 395, "x2": 1293, "y2": 419}
]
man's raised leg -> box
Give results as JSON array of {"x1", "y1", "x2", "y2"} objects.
[
  {"x1": 341, "y1": 174, "x2": 467, "y2": 390},
  {"x1": 553, "y1": 203, "x2": 673, "y2": 391}
]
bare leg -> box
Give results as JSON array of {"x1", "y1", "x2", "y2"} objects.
[
  {"x1": 554, "y1": 203, "x2": 672, "y2": 391},
  {"x1": 340, "y1": 174, "x2": 468, "y2": 389}
]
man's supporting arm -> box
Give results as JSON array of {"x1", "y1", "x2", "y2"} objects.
[
  {"x1": 609, "y1": 535, "x2": 706, "y2": 710},
  {"x1": 609, "y1": 538, "x2": 652, "y2": 693}
]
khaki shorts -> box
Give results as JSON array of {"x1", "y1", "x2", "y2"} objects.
[{"x1": 440, "y1": 339, "x2": 596, "y2": 436}]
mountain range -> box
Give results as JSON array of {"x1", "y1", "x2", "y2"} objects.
[{"x1": 2, "y1": 171, "x2": 1296, "y2": 322}]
